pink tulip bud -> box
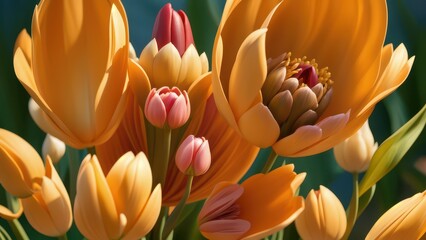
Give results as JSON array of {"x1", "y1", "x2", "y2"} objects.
[
  {"x1": 152, "y1": 3, "x2": 195, "y2": 56},
  {"x1": 145, "y1": 87, "x2": 190, "y2": 129},
  {"x1": 175, "y1": 135, "x2": 211, "y2": 176}
]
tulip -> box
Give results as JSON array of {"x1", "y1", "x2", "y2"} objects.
[
  {"x1": 295, "y1": 186, "x2": 347, "y2": 240},
  {"x1": 334, "y1": 120, "x2": 378, "y2": 173},
  {"x1": 212, "y1": 0, "x2": 414, "y2": 156},
  {"x1": 175, "y1": 135, "x2": 211, "y2": 176},
  {"x1": 74, "y1": 152, "x2": 161, "y2": 240},
  {"x1": 145, "y1": 87, "x2": 191, "y2": 129},
  {"x1": 366, "y1": 191, "x2": 426, "y2": 240},
  {"x1": 97, "y1": 3, "x2": 259, "y2": 206},
  {"x1": 0, "y1": 128, "x2": 44, "y2": 198},
  {"x1": 42, "y1": 133, "x2": 66, "y2": 164},
  {"x1": 14, "y1": 0, "x2": 130, "y2": 149},
  {"x1": 152, "y1": 3, "x2": 194, "y2": 56},
  {"x1": 22, "y1": 157, "x2": 72, "y2": 237},
  {"x1": 198, "y1": 165, "x2": 305, "y2": 240}
]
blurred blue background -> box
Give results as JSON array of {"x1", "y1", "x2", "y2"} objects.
[{"x1": 0, "y1": 0, "x2": 425, "y2": 239}]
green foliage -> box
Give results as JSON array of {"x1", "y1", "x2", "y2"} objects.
[{"x1": 359, "y1": 104, "x2": 426, "y2": 196}]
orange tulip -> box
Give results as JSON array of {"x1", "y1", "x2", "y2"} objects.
[
  {"x1": 14, "y1": 0, "x2": 130, "y2": 149},
  {"x1": 212, "y1": 0, "x2": 414, "y2": 156},
  {"x1": 96, "y1": 3, "x2": 259, "y2": 205},
  {"x1": 74, "y1": 152, "x2": 161, "y2": 240},
  {"x1": 366, "y1": 191, "x2": 426, "y2": 240},
  {"x1": 295, "y1": 186, "x2": 347, "y2": 240},
  {"x1": 22, "y1": 157, "x2": 72, "y2": 237},
  {"x1": 0, "y1": 128, "x2": 44, "y2": 198},
  {"x1": 198, "y1": 164, "x2": 305, "y2": 239}
]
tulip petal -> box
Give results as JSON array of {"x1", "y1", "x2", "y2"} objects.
[
  {"x1": 0, "y1": 200, "x2": 23, "y2": 221},
  {"x1": 128, "y1": 59, "x2": 151, "y2": 110},
  {"x1": 229, "y1": 28, "x2": 267, "y2": 119},
  {"x1": 139, "y1": 39, "x2": 159, "y2": 80},
  {"x1": 74, "y1": 155, "x2": 124, "y2": 239},
  {"x1": 237, "y1": 102, "x2": 279, "y2": 148},
  {"x1": 0, "y1": 129, "x2": 44, "y2": 197},
  {"x1": 122, "y1": 184, "x2": 162, "y2": 240},
  {"x1": 200, "y1": 219, "x2": 251, "y2": 240},
  {"x1": 267, "y1": 0, "x2": 387, "y2": 117},
  {"x1": 366, "y1": 191, "x2": 426, "y2": 240},
  {"x1": 212, "y1": 36, "x2": 240, "y2": 131},
  {"x1": 107, "y1": 152, "x2": 153, "y2": 230},
  {"x1": 237, "y1": 165, "x2": 305, "y2": 239},
  {"x1": 14, "y1": 29, "x2": 32, "y2": 66},
  {"x1": 360, "y1": 44, "x2": 414, "y2": 115},
  {"x1": 177, "y1": 44, "x2": 202, "y2": 89},
  {"x1": 273, "y1": 126, "x2": 322, "y2": 156},
  {"x1": 152, "y1": 43, "x2": 181, "y2": 87}
]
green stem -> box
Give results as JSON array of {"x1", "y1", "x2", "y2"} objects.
[
  {"x1": 151, "y1": 207, "x2": 168, "y2": 240},
  {"x1": 151, "y1": 127, "x2": 172, "y2": 188},
  {"x1": 0, "y1": 225, "x2": 12, "y2": 240},
  {"x1": 162, "y1": 175, "x2": 194, "y2": 240},
  {"x1": 5, "y1": 193, "x2": 28, "y2": 240},
  {"x1": 67, "y1": 147, "x2": 80, "y2": 207},
  {"x1": 343, "y1": 173, "x2": 359, "y2": 240},
  {"x1": 261, "y1": 150, "x2": 279, "y2": 173},
  {"x1": 7, "y1": 219, "x2": 28, "y2": 240}
]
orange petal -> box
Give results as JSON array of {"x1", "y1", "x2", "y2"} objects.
[
  {"x1": 122, "y1": 184, "x2": 162, "y2": 240},
  {"x1": 128, "y1": 59, "x2": 151, "y2": 113},
  {"x1": 0, "y1": 200, "x2": 23, "y2": 221},
  {"x1": 237, "y1": 102, "x2": 279, "y2": 148},
  {"x1": 228, "y1": 28, "x2": 267, "y2": 119},
  {"x1": 267, "y1": 0, "x2": 387, "y2": 117},
  {"x1": 366, "y1": 191, "x2": 426, "y2": 240},
  {"x1": 237, "y1": 165, "x2": 305, "y2": 239}
]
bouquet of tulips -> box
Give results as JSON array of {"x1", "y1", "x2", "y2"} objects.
[{"x1": 0, "y1": 0, "x2": 425, "y2": 239}]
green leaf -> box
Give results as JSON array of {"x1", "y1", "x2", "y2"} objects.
[
  {"x1": 359, "y1": 104, "x2": 426, "y2": 196},
  {"x1": 357, "y1": 184, "x2": 376, "y2": 218}
]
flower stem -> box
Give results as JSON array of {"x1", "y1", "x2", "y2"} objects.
[
  {"x1": 151, "y1": 126, "x2": 172, "y2": 188},
  {"x1": 343, "y1": 173, "x2": 359, "y2": 240},
  {"x1": 150, "y1": 126, "x2": 172, "y2": 240},
  {"x1": 261, "y1": 150, "x2": 279, "y2": 173},
  {"x1": 5, "y1": 193, "x2": 28, "y2": 240},
  {"x1": 162, "y1": 175, "x2": 194, "y2": 240},
  {"x1": 0, "y1": 224, "x2": 12, "y2": 240},
  {"x1": 67, "y1": 147, "x2": 80, "y2": 207}
]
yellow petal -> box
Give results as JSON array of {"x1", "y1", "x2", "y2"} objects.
[
  {"x1": 237, "y1": 165, "x2": 305, "y2": 239},
  {"x1": 139, "y1": 39, "x2": 159, "y2": 80},
  {"x1": 152, "y1": 43, "x2": 181, "y2": 87},
  {"x1": 366, "y1": 191, "x2": 426, "y2": 240},
  {"x1": 229, "y1": 28, "x2": 267, "y2": 119},
  {"x1": 237, "y1": 102, "x2": 279, "y2": 148},
  {"x1": 129, "y1": 59, "x2": 152, "y2": 110},
  {"x1": 177, "y1": 44, "x2": 203, "y2": 90},
  {"x1": 74, "y1": 155, "x2": 124, "y2": 239},
  {"x1": 14, "y1": 29, "x2": 32, "y2": 66},
  {"x1": 122, "y1": 184, "x2": 162, "y2": 240},
  {"x1": 107, "y1": 152, "x2": 153, "y2": 230}
]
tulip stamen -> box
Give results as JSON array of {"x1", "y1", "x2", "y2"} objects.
[{"x1": 262, "y1": 53, "x2": 333, "y2": 139}]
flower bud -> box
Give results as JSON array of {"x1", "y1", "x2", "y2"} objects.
[
  {"x1": 333, "y1": 120, "x2": 378, "y2": 173},
  {"x1": 22, "y1": 157, "x2": 72, "y2": 237},
  {"x1": 366, "y1": 190, "x2": 426, "y2": 240},
  {"x1": 0, "y1": 128, "x2": 44, "y2": 198},
  {"x1": 152, "y1": 3, "x2": 194, "y2": 56},
  {"x1": 42, "y1": 134, "x2": 66, "y2": 164},
  {"x1": 295, "y1": 185, "x2": 347, "y2": 240},
  {"x1": 144, "y1": 87, "x2": 190, "y2": 129},
  {"x1": 175, "y1": 135, "x2": 211, "y2": 176},
  {"x1": 74, "y1": 152, "x2": 161, "y2": 240}
]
